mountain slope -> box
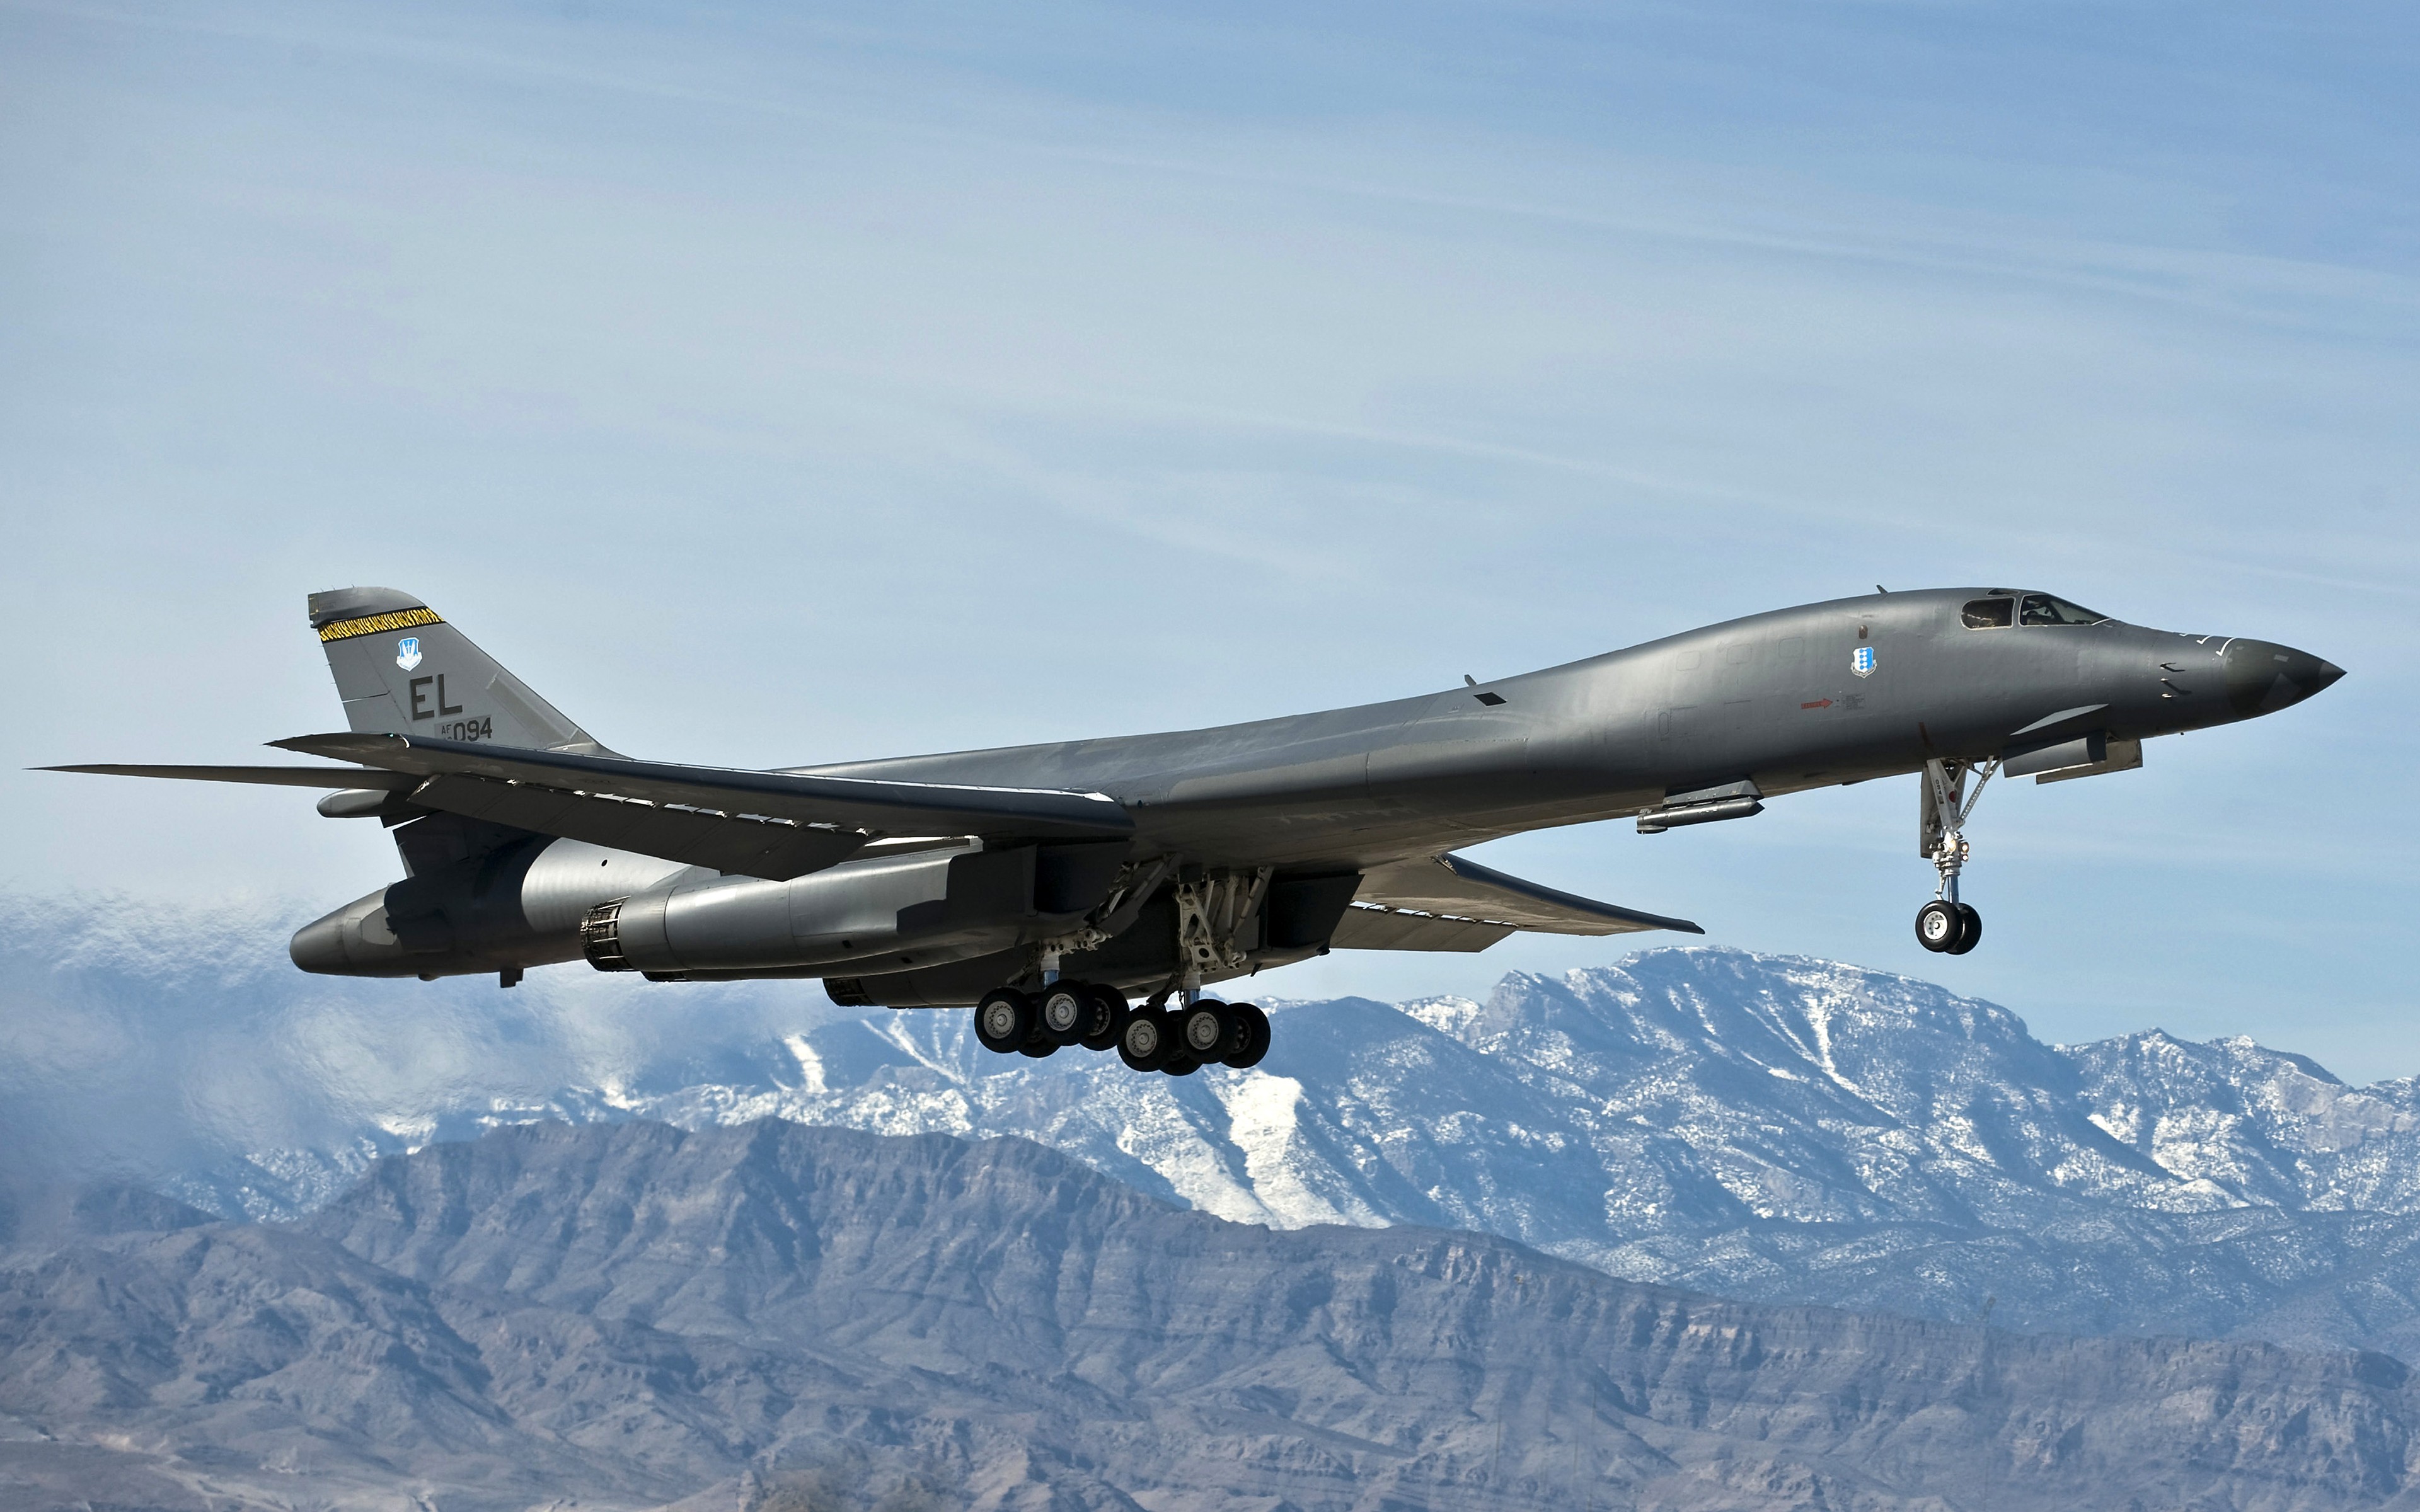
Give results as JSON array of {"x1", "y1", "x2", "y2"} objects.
[
  {"x1": 9, "y1": 1119, "x2": 2420, "y2": 1512},
  {"x1": 13, "y1": 887, "x2": 2420, "y2": 1356},
  {"x1": 630, "y1": 950, "x2": 2420, "y2": 1354}
]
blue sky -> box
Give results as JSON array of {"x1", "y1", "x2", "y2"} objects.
[{"x1": 3, "y1": 1, "x2": 2414, "y2": 1071}]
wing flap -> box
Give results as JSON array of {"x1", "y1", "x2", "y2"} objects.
[
  {"x1": 408, "y1": 773, "x2": 865, "y2": 881},
  {"x1": 1347, "y1": 852, "x2": 1701, "y2": 941},
  {"x1": 1327, "y1": 905, "x2": 1514, "y2": 953}
]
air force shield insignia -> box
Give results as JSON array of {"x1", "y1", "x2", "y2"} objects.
[
  {"x1": 1852, "y1": 644, "x2": 1877, "y2": 678},
  {"x1": 395, "y1": 637, "x2": 424, "y2": 672}
]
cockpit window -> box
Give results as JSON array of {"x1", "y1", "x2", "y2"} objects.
[
  {"x1": 1961, "y1": 597, "x2": 2014, "y2": 629},
  {"x1": 2019, "y1": 593, "x2": 2109, "y2": 626}
]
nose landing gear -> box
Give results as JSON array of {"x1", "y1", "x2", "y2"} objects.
[{"x1": 1916, "y1": 757, "x2": 1995, "y2": 955}]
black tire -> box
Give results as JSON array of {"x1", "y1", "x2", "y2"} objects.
[
  {"x1": 1946, "y1": 903, "x2": 1983, "y2": 955},
  {"x1": 1223, "y1": 1002, "x2": 1271, "y2": 1070},
  {"x1": 1176, "y1": 1001, "x2": 1236, "y2": 1063},
  {"x1": 1018, "y1": 1033, "x2": 1059, "y2": 1058},
  {"x1": 974, "y1": 988, "x2": 1035, "y2": 1053},
  {"x1": 1078, "y1": 985, "x2": 1126, "y2": 1052},
  {"x1": 1117, "y1": 1007, "x2": 1170, "y2": 1073},
  {"x1": 1037, "y1": 983, "x2": 1091, "y2": 1047},
  {"x1": 1915, "y1": 900, "x2": 1964, "y2": 953},
  {"x1": 1162, "y1": 1055, "x2": 1201, "y2": 1077}
]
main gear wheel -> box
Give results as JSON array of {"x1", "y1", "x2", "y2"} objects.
[{"x1": 974, "y1": 988, "x2": 1036, "y2": 1053}]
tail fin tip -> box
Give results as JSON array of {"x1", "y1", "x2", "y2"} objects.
[
  {"x1": 306, "y1": 586, "x2": 603, "y2": 755},
  {"x1": 308, "y1": 585, "x2": 431, "y2": 634}
]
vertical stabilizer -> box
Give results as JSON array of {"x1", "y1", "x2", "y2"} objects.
[{"x1": 307, "y1": 587, "x2": 607, "y2": 754}]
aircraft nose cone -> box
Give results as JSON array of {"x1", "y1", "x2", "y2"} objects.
[{"x1": 2224, "y1": 639, "x2": 2344, "y2": 718}]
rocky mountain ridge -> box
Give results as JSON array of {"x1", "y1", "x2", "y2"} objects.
[
  {"x1": 10, "y1": 889, "x2": 2420, "y2": 1355},
  {"x1": 628, "y1": 949, "x2": 2420, "y2": 1354},
  {"x1": 6, "y1": 1119, "x2": 2418, "y2": 1512}
]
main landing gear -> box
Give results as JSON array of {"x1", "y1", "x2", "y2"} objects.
[
  {"x1": 1916, "y1": 756, "x2": 1996, "y2": 956},
  {"x1": 972, "y1": 866, "x2": 1276, "y2": 1076},
  {"x1": 974, "y1": 983, "x2": 1271, "y2": 1077}
]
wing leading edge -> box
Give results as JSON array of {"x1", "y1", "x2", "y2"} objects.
[
  {"x1": 1332, "y1": 852, "x2": 1701, "y2": 952},
  {"x1": 45, "y1": 764, "x2": 420, "y2": 790},
  {"x1": 271, "y1": 733, "x2": 1133, "y2": 837},
  {"x1": 50, "y1": 733, "x2": 1134, "y2": 884}
]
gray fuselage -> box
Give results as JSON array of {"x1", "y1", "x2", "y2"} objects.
[
  {"x1": 259, "y1": 583, "x2": 2337, "y2": 1002},
  {"x1": 798, "y1": 587, "x2": 2334, "y2": 873}
]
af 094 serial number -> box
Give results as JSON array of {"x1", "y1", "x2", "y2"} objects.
[{"x1": 405, "y1": 674, "x2": 493, "y2": 741}]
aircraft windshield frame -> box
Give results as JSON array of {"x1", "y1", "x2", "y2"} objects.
[{"x1": 2019, "y1": 593, "x2": 2112, "y2": 627}]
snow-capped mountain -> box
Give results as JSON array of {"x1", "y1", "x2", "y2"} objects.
[
  {"x1": 17, "y1": 1121, "x2": 2415, "y2": 1512},
  {"x1": 625, "y1": 949, "x2": 2420, "y2": 1354},
  {"x1": 9, "y1": 890, "x2": 2420, "y2": 1356}
]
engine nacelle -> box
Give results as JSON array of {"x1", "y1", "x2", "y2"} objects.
[
  {"x1": 292, "y1": 835, "x2": 1128, "y2": 983},
  {"x1": 578, "y1": 842, "x2": 1126, "y2": 980},
  {"x1": 289, "y1": 837, "x2": 691, "y2": 978}
]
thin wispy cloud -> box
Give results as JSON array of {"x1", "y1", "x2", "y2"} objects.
[{"x1": 1, "y1": 0, "x2": 2411, "y2": 1067}]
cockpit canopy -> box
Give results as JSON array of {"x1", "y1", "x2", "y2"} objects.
[{"x1": 1961, "y1": 590, "x2": 2109, "y2": 629}]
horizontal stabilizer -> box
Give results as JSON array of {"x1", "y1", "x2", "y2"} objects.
[{"x1": 1333, "y1": 852, "x2": 1700, "y2": 951}]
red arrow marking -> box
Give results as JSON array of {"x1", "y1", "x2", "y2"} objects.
[{"x1": 1801, "y1": 699, "x2": 1834, "y2": 709}]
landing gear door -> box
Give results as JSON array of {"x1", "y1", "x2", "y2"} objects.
[{"x1": 1920, "y1": 762, "x2": 1968, "y2": 858}]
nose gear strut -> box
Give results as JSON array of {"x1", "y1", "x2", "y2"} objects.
[{"x1": 1917, "y1": 757, "x2": 1995, "y2": 954}]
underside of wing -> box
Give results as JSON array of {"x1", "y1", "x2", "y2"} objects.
[
  {"x1": 1332, "y1": 851, "x2": 1701, "y2": 951},
  {"x1": 406, "y1": 772, "x2": 871, "y2": 879},
  {"x1": 1327, "y1": 906, "x2": 1516, "y2": 953}
]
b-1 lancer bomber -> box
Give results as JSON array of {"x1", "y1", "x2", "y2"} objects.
[{"x1": 51, "y1": 585, "x2": 2340, "y2": 1075}]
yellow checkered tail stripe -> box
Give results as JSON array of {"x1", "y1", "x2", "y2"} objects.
[{"x1": 318, "y1": 607, "x2": 444, "y2": 643}]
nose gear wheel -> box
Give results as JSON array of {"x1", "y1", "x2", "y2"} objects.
[
  {"x1": 1916, "y1": 900, "x2": 1964, "y2": 953},
  {"x1": 1950, "y1": 903, "x2": 1981, "y2": 954}
]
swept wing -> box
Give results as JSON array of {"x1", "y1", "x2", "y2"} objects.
[
  {"x1": 47, "y1": 764, "x2": 419, "y2": 791},
  {"x1": 54, "y1": 733, "x2": 1132, "y2": 883}
]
